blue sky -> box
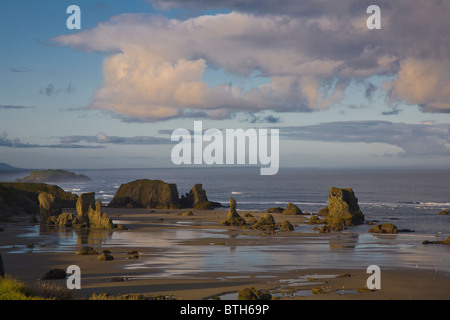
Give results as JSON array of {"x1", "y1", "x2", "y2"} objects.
[{"x1": 1, "y1": 0, "x2": 450, "y2": 170}]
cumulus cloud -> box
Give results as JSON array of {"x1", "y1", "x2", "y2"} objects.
[
  {"x1": 281, "y1": 121, "x2": 450, "y2": 157},
  {"x1": 52, "y1": 0, "x2": 450, "y2": 120}
]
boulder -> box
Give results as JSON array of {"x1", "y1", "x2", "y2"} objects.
[
  {"x1": 76, "y1": 246, "x2": 99, "y2": 255},
  {"x1": 97, "y1": 251, "x2": 114, "y2": 261},
  {"x1": 238, "y1": 287, "x2": 272, "y2": 300},
  {"x1": 437, "y1": 210, "x2": 450, "y2": 215},
  {"x1": 221, "y1": 197, "x2": 246, "y2": 226},
  {"x1": 423, "y1": 237, "x2": 450, "y2": 245},
  {"x1": 252, "y1": 213, "x2": 276, "y2": 231},
  {"x1": 109, "y1": 179, "x2": 180, "y2": 209},
  {"x1": 368, "y1": 223, "x2": 398, "y2": 234},
  {"x1": 281, "y1": 220, "x2": 294, "y2": 231},
  {"x1": 282, "y1": 202, "x2": 303, "y2": 215},
  {"x1": 266, "y1": 207, "x2": 284, "y2": 213},
  {"x1": 42, "y1": 269, "x2": 67, "y2": 280},
  {"x1": 307, "y1": 216, "x2": 322, "y2": 225},
  {"x1": 320, "y1": 187, "x2": 365, "y2": 231}
]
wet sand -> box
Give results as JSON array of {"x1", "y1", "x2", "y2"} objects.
[{"x1": 1, "y1": 208, "x2": 449, "y2": 300}]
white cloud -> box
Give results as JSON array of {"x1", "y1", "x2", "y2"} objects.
[{"x1": 52, "y1": 0, "x2": 450, "y2": 121}]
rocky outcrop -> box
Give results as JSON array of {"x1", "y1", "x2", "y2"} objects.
[
  {"x1": 109, "y1": 179, "x2": 181, "y2": 209},
  {"x1": 319, "y1": 187, "x2": 365, "y2": 231},
  {"x1": 38, "y1": 192, "x2": 62, "y2": 217},
  {"x1": 179, "y1": 184, "x2": 222, "y2": 209},
  {"x1": 423, "y1": 237, "x2": 450, "y2": 245},
  {"x1": 75, "y1": 193, "x2": 116, "y2": 229},
  {"x1": 368, "y1": 223, "x2": 398, "y2": 234},
  {"x1": 221, "y1": 197, "x2": 246, "y2": 226},
  {"x1": 238, "y1": 287, "x2": 272, "y2": 300},
  {"x1": 252, "y1": 213, "x2": 276, "y2": 231},
  {"x1": 266, "y1": 207, "x2": 284, "y2": 213},
  {"x1": 281, "y1": 220, "x2": 294, "y2": 231},
  {"x1": 16, "y1": 169, "x2": 91, "y2": 183},
  {"x1": 0, "y1": 182, "x2": 77, "y2": 221},
  {"x1": 283, "y1": 202, "x2": 303, "y2": 215}
]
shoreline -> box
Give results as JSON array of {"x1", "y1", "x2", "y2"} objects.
[{"x1": 1, "y1": 208, "x2": 449, "y2": 300}]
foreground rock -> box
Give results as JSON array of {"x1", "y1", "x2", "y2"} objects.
[
  {"x1": 179, "y1": 184, "x2": 222, "y2": 210},
  {"x1": 252, "y1": 213, "x2": 276, "y2": 231},
  {"x1": 318, "y1": 187, "x2": 365, "y2": 231},
  {"x1": 238, "y1": 287, "x2": 272, "y2": 300},
  {"x1": 0, "y1": 182, "x2": 77, "y2": 221},
  {"x1": 221, "y1": 197, "x2": 246, "y2": 226},
  {"x1": 282, "y1": 202, "x2": 303, "y2": 215},
  {"x1": 109, "y1": 179, "x2": 181, "y2": 209},
  {"x1": 16, "y1": 169, "x2": 91, "y2": 183},
  {"x1": 368, "y1": 223, "x2": 398, "y2": 234},
  {"x1": 423, "y1": 237, "x2": 450, "y2": 245}
]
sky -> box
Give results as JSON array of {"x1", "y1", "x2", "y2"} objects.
[{"x1": 1, "y1": 0, "x2": 450, "y2": 170}]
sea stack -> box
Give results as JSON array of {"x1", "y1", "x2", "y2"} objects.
[
  {"x1": 318, "y1": 187, "x2": 365, "y2": 231},
  {"x1": 221, "y1": 197, "x2": 246, "y2": 226}
]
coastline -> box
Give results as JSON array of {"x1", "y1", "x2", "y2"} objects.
[{"x1": 1, "y1": 207, "x2": 449, "y2": 300}]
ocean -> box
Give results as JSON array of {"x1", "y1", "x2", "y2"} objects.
[{"x1": 2, "y1": 167, "x2": 450, "y2": 273}]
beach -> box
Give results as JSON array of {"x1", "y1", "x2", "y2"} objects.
[{"x1": 1, "y1": 207, "x2": 449, "y2": 300}]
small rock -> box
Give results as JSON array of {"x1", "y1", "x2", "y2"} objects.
[{"x1": 42, "y1": 269, "x2": 67, "y2": 280}]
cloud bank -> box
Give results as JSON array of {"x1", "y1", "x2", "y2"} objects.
[
  {"x1": 52, "y1": 0, "x2": 450, "y2": 121},
  {"x1": 282, "y1": 121, "x2": 450, "y2": 157}
]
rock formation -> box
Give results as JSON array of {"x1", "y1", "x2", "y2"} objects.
[
  {"x1": 75, "y1": 193, "x2": 115, "y2": 229},
  {"x1": 0, "y1": 182, "x2": 77, "y2": 221},
  {"x1": 266, "y1": 207, "x2": 284, "y2": 213},
  {"x1": 318, "y1": 187, "x2": 365, "y2": 231},
  {"x1": 252, "y1": 213, "x2": 276, "y2": 231},
  {"x1": 179, "y1": 184, "x2": 222, "y2": 209},
  {"x1": 38, "y1": 192, "x2": 62, "y2": 217},
  {"x1": 437, "y1": 210, "x2": 450, "y2": 215},
  {"x1": 281, "y1": 220, "x2": 294, "y2": 231},
  {"x1": 109, "y1": 179, "x2": 181, "y2": 209},
  {"x1": 368, "y1": 223, "x2": 398, "y2": 234},
  {"x1": 221, "y1": 197, "x2": 246, "y2": 226},
  {"x1": 282, "y1": 202, "x2": 303, "y2": 215}
]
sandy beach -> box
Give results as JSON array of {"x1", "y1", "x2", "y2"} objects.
[{"x1": 1, "y1": 207, "x2": 449, "y2": 301}]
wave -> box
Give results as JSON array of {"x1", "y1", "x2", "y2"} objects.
[{"x1": 231, "y1": 191, "x2": 242, "y2": 194}]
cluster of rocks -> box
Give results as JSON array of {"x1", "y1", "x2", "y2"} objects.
[
  {"x1": 40, "y1": 191, "x2": 125, "y2": 230},
  {"x1": 220, "y1": 197, "x2": 295, "y2": 234},
  {"x1": 266, "y1": 202, "x2": 302, "y2": 215},
  {"x1": 108, "y1": 180, "x2": 221, "y2": 210}
]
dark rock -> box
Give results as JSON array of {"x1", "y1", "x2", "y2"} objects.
[
  {"x1": 437, "y1": 210, "x2": 450, "y2": 215},
  {"x1": 0, "y1": 253, "x2": 4, "y2": 277},
  {"x1": 180, "y1": 184, "x2": 221, "y2": 210},
  {"x1": 76, "y1": 246, "x2": 99, "y2": 255},
  {"x1": 42, "y1": 269, "x2": 67, "y2": 280},
  {"x1": 368, "y1": 223, "x2": 398, "y2": 234},
  {"x1": 320, "y1": 187, "x2": 365, "y2": 231},
  {"x1": 283, "y1": 202, "x2": 303, "y2": 215},
  {"x1": 221, "y1": 197, "x2": 246, "y2": 226},
  {"x1": 97, "y1": 251, "x2": 114, "y2": 261},
  {"x1": 319, "y1": 225, "x2": 331, "y2": 233},
  {"x1": 423, "y1": 237, "x2": 450, "y2": 245},
  {"x1": 0, "y1": 182, "x2": 77, "y2": 221},
  {"x1": 109, "y1": 179, "x2": 181, "y2": 209},
  {"x1": 266, "y1": 207, "x2": 284, "y2": 213},
  {"x1": 238, "y1": 287, "x2": 272, "y2": 300}
]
